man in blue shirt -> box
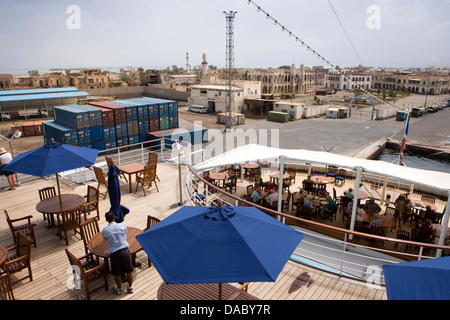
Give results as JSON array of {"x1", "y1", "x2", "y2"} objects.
[{"x1": 102, "y1": 211, "x2": 134, "y2": 294}]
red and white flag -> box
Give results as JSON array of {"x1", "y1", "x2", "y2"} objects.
[{"x1": 398, "y1": 112, "x2": 410, "y2": 166}]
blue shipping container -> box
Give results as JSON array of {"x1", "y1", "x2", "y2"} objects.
[
  {"x1": 103, "y1": 125, "x2": 117, "y2": 141},
  {"x1": 158, "y1": 104, "x2": 169, "y2": 117},
  {"x1": 105, "y1": 140, "x2": 117, "y2": 150},
  {"x1": 169, "y1": 115, "x2": 179, "y2": 129},
  {"x1": 139, "y1": 133, "x2": 148, "y2": 143},
  {"x1": 117, "y1": 137, "x2": 129, "y2": 150},
  {"x1": 53, "y1": 105, "x2": 90, "y2": 129},
  {"x1": 148, "y1": 105, "x2": 159, "y2": 118},
  {"x1": 104, "y1": 140, "x2": 117, "y2": 154},
  {"x1": 115, "y1": 122, "x2": 128, "y2": 138},
  {"x1": 89, "y1": 125, "x2": 104, "y2": 142},
  {"x1": 128, "y1": 135, "x2": 140, "y2": 149},
  {"x1": 70, "y1": 105, "x2": 103, "y2": 127},
  {"x1": 169, "y1": 102, "x2": 178, "y2": 115},
  {"x1": 137, "y1": 105, "x2": 149, "y2": 119},
  {"x1": 138, "y1": 119, "x2": 149, "y2": 133},
  {"x1": 43, "y1": 120, "x2": 78, "y2": 145},
  {"x1": 91, "y1": 140, "x2": 105, "y2": 151},
  {"x1": 108, "y1": 101, "x2": 138, "y2": 121},
  {"x1": 76, "y1": 127, "x2": 90, "y2": 145}
]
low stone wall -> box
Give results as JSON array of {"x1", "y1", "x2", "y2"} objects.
[{"x1": 86, "y1": 86, "x2": 189, "y2": 102}]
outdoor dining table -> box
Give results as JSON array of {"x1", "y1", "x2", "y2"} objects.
[
  {"x1": 362, "y1": 212, "x2": 396, "y2": 228},
  {"x1": 209, "y1": 172, "x2": 229, "y2": 188},
  {"x1": 242, "y1": 162, "x2": 259, "y2": 176},
  {"x1": 35, "y1": 194, "x2": 85, "y2": 228},
  {"x1": 312, "y1": 175, "x2": 332, "y2": 184},
  {"x1": 0, "y1": 245, "x2": 7, "y2": 266},
  {"x1": 243, "y1": 163, "x2": 259, "y2": 169},
  {"x1": 269, "y1": 171, "x2": 289, "y2": 183},
  {"x1": 412, "y1": 200, "x2": 437, "y2": 213},
  {"x1": 117, "y1": 162, "x2": 145, "y2": 193},
  {"x1": 157, "y1": 282, "x2": 260, "y2": 300},
  {"x1": 88, "y1": 226, "x2": 143, "y2": 266}
]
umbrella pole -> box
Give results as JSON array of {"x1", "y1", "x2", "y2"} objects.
[
  {"x1": 56, "y1": 173, "x2": 63, "y2": 207},
  {"x1": 219, "y1": 283, "x2": 223, "y2": 300}
]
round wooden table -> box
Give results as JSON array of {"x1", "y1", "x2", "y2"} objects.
[
  {"x1": 243, "y1": 163, "x2": 259, "y2": 169},
  {"x1": 36, "y1": 194, "x2": 85, "y2": 227},
  {"x1": 88, "y1": 226, "x2": 143, "y2": 259},
  {"x1": 0, "y1": 246, "x2": 7, "y2": 266},
  {"x1": 209, "y1": 172, "x2": 229, "y2": 188},
  {"x1": 269, "y1": 171, "x2": 289, "y2": 180}
]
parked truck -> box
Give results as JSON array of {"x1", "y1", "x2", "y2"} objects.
[
  {"x1": 18, "y1": 108, "x2": 49, "y2": 119},
  {"x1": 411, "y1": 107, "x2": 425, "y2": 117},
  {"x1": 1, "y1": 111, "x2": 11, "y2": 121}
]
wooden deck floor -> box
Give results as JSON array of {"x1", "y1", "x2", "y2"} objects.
[{"x1": 0, "y1": 161, "x2": 389, "y2": 301}]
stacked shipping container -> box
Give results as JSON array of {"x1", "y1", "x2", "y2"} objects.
[{"x1": 43, "y1": 98, "x2": 179, "y2": 153}]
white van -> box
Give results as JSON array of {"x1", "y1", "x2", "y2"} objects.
[{"x1": 189, "y1": 105, "x2": 207, "y2": 114}]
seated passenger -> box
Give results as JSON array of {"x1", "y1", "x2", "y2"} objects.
[
  {"x1": 250, "y1": 187, "x2": 263, "y2": 203},
  {"x1": 265, "y1": 189, "x2": 278, "y2": 206},
  {"x1": 418, "y1": 219, "x2": 434, "y2": 242},
  {"x1": 345, "y1": 188, "x2": 354, "y2": 200},
  {"x1": 364, "y1": 198, "x2": 382, "y2": 214},
  {"x1": 319, "y1": 196, "x2": 335, "y2": 219}
]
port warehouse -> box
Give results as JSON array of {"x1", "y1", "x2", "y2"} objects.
[
  {"x1": 43, "y1": 97, "x2": 180, "y2": 152},
  {"x1": 0, "y1": 87, "x2": 89, "y2": 117}
]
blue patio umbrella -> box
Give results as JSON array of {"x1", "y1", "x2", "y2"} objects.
[
  {"x1": 136, "y1": 205, "x2": 304, "y2": 299},
  {"x1": 3, "y1": 140, "x2": 99, "y2": 202},
  {"x1": 107, "y1": 164, "x2": 129, "y2": 223},
  {"x1": 383, "y1": 256, "x2": 450, "y2": 300}
]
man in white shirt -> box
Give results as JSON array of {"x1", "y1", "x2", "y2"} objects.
[
  {"x1": 266, "y1": 189, "x2": 278, "y2": 206},
  {"x1": 102, "y1": 211, "x2": 134, "y2": 294}
]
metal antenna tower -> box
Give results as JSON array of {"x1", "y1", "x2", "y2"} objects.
[{"x1": 224, "y1": 11, "x2": 237, "y2": 129}]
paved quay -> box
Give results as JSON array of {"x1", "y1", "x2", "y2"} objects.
[{"x1": 179, "y1": 104, "x2": 450, "y2": 159}]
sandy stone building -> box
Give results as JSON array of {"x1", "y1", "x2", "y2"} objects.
[
  {"x1": 247, "y1": 64, "x2": 316, "y2": 97},
  {"x1": 372, "y1": 71, "x2": 450, "y2": 95}
]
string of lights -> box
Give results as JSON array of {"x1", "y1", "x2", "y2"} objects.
[{"x1": 247, "y1": 0, "x2": 403, "y2": 111}]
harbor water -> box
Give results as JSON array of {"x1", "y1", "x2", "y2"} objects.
[{"x1": 376, "y1": 149, "x2": 450, "y2": 174}]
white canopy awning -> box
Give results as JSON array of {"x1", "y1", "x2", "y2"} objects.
[{"x1": 194, "y1": 144, "x2": 450, "y2": 193}]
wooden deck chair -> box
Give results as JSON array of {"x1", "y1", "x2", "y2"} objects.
[
  {"x1": 38, "y1": 186, "x2": 56, "y2": 222},
  {"x1": 148, "y1": 152, "x2": 160, "y2": 181},
  {"x1": 4, "y1": 210, "x2": 37, "y2": 248},
  {"x1": 0, "y1": 274, "x2": 14, "y2": 300},
  {"x1": 1, "y1": 233, "x2": 33, "y2": 285},
  {"x1": 80, "y1": 218, "x2": 100, "y2": 255},
  {"x1": 93, "y1": 166, "x2": 108, "y2": 200},
  {"x1": 65, "y1": 249, "x2": 108, "y2": 300},
  {"x1": 135, "y1": 164, "x2": 159, "y2": 196},
  {"x1": 145, "y1": 215, "x2": 161, "y2": 267},
  {"x1": 58, "y1": 209, "x2": 82, "y2": 246},
  {"x1": 79, "y1": 185, "x2": 100, "y2": 221}
]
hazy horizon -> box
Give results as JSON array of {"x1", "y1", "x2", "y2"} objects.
[{"x1": 1, "y1": 0, "x2": 449, "y2": 72}]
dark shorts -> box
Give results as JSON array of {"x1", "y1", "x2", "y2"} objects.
[
  {"x1": 110, "y1": 247, "x2": 134, "y2": 276},
  {"x1": 3, "y1": 170, "x2": 14, "y2": 177}
]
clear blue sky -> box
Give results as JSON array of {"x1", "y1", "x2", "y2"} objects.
[{"x1": 0, "y1": 0, "x2": 449, "y2": 72}]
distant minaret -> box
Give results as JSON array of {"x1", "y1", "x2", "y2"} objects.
[
  {"x1": 186, "y1": 52, "x2": 191, "y2": 74},
  {"x1": 201, "y1": 53, "x2": 208, "y2": 78}
]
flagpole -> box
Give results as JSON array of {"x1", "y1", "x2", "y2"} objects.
[{"x1": 398, "y1": 111, "x2": 410, "y2": 166}]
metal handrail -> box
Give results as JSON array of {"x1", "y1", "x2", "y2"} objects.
[{"x1": 182, "y1": 144, "x2": 449, "y2": 270}]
